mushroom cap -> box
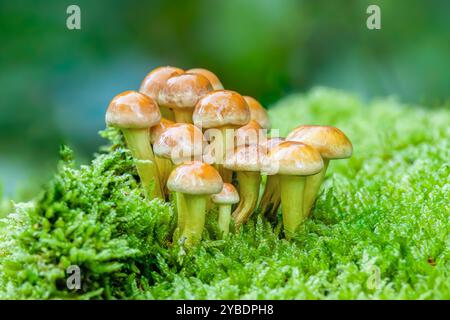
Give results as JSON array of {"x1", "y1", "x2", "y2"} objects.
[
  {"x1": 167, "y1": 161, "x2": 223, "y2": 195},
  {"x1": 260, "y1": 136, "x2": 285, "y2": 154},
  {"x1": 235, "y1": 120, "x2": 265, "y2": 147},
  {"x1": 158, "y1": 73, "x2": 213, "y2": 110},
  {"x1": 139, "y1": 66, "x2": 184, "y2": 102},
  {"x1": 223, "y1": 144, "x2": 263, "y2": 172},
  {"x1": 286, "y1": 125, "x2": 353, "y2": 159},
  {"x1": 243, "y1": 96, "x2": 271, "y2": 129},
  {"x1": 187, "y1": 68, "x2": 224, "y2": 90},
  {"x1": 150, "y1": 118, "x2": 175, "y2": 144},
  {"x1": 211, "y1": 183, "x2": 239, "y2": 205},
  {"x1": 263, "y1": 141, "x2": 323, "y2": 176},
  {"x1": 106, "y1": 91, "x2": 161, "y2": 129},
  {"x1": 153, "y1": 123, "x2": 207, "y2": 164},
  {"x1": 193, "y1": 90, "x2": 250, "y2": 128}
]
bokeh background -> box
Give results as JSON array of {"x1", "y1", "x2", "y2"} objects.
[{"x1": 1, "y1": 0, "x2": 449, "y2": 200}]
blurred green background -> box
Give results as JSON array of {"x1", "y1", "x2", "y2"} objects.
[{"x1": 1, "y1": 0, "x2": 449, "y2": 200}]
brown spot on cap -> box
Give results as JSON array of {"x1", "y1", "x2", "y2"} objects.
[
  {"x1": 167, "y1": 161, "x2": 223, "y2": 195},
  {"x1": 105, "y1": 91, "x2": 161, "y2": 129},
  {"x1": 286, "y1": 125, "x2": 353, "y2": 159},
  {"x1": 187, "y1": 68, "x2": 224, "y2": 90},
  {"x1": 158, "y1": 73, "x2": 213, "y2": 110},
  {"x1": 193, "y1": 90, "x2": 250, "y2": 128}
]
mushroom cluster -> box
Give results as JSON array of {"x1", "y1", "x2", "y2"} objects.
[{"x1": 105, "y1": 66, "x2": 353, "y2": 247}]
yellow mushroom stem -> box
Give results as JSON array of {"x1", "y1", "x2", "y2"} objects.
[
  {"x1": 159, "y1": 105, "x2": 175, "y2": 121},
  {"x1": 303, "y1": 159, "x2": 329, "y2": 217},
  {"x1": 154, "y1": 155, "x2": 174, "y2": 200},
  {"x1": 174, "y1": 193, "x2": 208, "y2": 247},
  {"x1": 173, "y1": 109, "x2": 194, "y2": 124},
  {"x1": 232, "y1": 171, "x2": 261, "y2": 227},
  {"x1": 259, "y1": 175, "x2": 281, "y2": 222},
  {"x1": 279, "y1": 174, "x2": 306, "y2": 239},
  {"x1": 217, "y1": 204, "x2": 232, "y2": 237},
  {"x1": 122, "y1": 128, "x2": 163, "y2": 199}
]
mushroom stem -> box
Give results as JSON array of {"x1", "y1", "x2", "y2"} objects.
[
  {"x1": 259, "y1": 175, "x2": 281, "y2": 222},
  {"x1": 160, "y1": 106, "x2": 175, "y2": 121},
  {"x1": 179, "y1": 194, "x2": 207, "y2": 247},
  {"x1": 279, "y1": 174, "x2": 306, "y2": 239},
  {"x1": 217, "y1": 204, "x2": 232, "y2": 237},
  {"x1": 303, "y1": 159, "x2": 329, "y2": 217},
  {"x1": 217, "y1": 126, "x2": 235, "y2": 183},
  {"x1": 232, "y1": 171, "x2": 261, "y2": 227},
  {"x1": 122, "y1": 128, "x2": 163, "y2": 199},
  {"x1": 173, "y1": 191, "x2": 187, "y2": 242},
  {"x1": 173, "y1": 109, "x2": 193, "y2": 123},
  {"x1": 155, "y1": 155, "x2": 174, "y2": 199}
]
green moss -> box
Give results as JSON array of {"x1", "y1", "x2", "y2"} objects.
[{"x1": 1, "y1": 88, "x2": 449, "y2": 299}]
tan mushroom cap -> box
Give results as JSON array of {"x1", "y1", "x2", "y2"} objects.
[
  {"x1": 193, "y1": 90, "x2": 250, "y2": 128},
  {"x1": 243, "y1": 96, "x2": 271, "y2": 129},
  {"x1": 139, "y1": 66, "x2": 184, "y2": 102},
  {"x1": 153, "y1": 123, "x2": 207, "y2": 164},
  {"x1": 150, "y1": 118, "x2": 175, "y2": 144},
  {"x1": 105, "y1": 91, "x2": 161, "y2": 129},
  {"x1": 223, "y1": 144, "x2": 263, "y2": 172},
  {"x1": 286, "y1": 125, "x2": 353, "y2": 159},
  {"x1": 158, "y1": 73, "x2": 213, "y2": 110},
  {"x1": 260, "y1": 136, "x2": 285, "y2": 154},
  {"x1": 187, "y1": 68, "x2": 224, "y2": 90},
  {"x1": 264, "y1": 141, "x2": 323, "y2": 176},
  {"x1": 167, "y1": 161, "x2": 223, "y2": 195},
  {"x1": 235, "y1": 120, "x2": 265, "y2": 147},
  {"x1": 211, "y1": 183, "x2": 239, "y2": 205}
]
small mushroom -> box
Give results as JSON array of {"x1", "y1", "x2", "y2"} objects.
[
  {"x1": 243, "y1": 96, "x2": 271, "y2": 130},
  {"x1": 258, "y1": 137, "x2": 285, "y2": 221},
  {"x1": 159, "y1": 73, "x2": 213, "y2": 123},
  {"x1": 286, "y1": 125, "x2": 353, "y2": 217},
  {"x1": 211, "y1": 183, "x2": 239, "y2": 237},
  {"x1": 167, "y1": 161, "x2": 223, "y2": 247},
  {"x1": 187, "y1": 68, "x2": 224, "y2": 90},
  {"x1": 193, "y1": 90, "x2": 250, "y2": 182},
  {"x1": 139, "y1": 66, "x2": 184, "y2": 121},
  {"x1": 106, "y1": 91, "x2": 163, "y2": 199},
  {"x1": 224, "y1": 144, "x2": 263, "y2": 227},
  {"x1": 264, "y1": 141, "x2": 323, "y2": 238}
]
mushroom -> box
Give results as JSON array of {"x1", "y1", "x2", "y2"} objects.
[
  {"x1": 234, "y1": 120, "x2": 265, "y2": 148},
  {"x1": 159, "y1": 73, "x2": 213, "y2": 123},
  {"x1": 243, "y1": 96, "x2": 271, "y2": 130},
  {"x1": 193, "y1": 90, "x2": 250, "y2": 182},
  {"x1": 150, "y1": 118, "x2": 175, "y2": 198},
  {"x1": 139, "y1": 66, "x2": 184, "y2": 121},
  {"x1": 167, "y1": 161, "x2": 223, "y2": 247},
  {"x1": 286, "y1": 125, "x2": 353, "y2": 217},
  {"x1": 264, "y1": 141, "x2": 323, "y2": 239},
  {"x1": 224, "y1": 144, "x2": 263, "y2": 227},
  {"x1": 258, "y1": 137, "x2": 285, "y2": 221},
  {"x1": 187, "y1": 68, "x2": 224, "y2": 90},
  {"x1": 105, "y1": 91, "x2": 163, "y2": 199},
  {"x1": 211, "y1": 183, "x2": 239, "y2": 237}
]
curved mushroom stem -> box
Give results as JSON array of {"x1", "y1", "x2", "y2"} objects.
[
  {"x1": 259, "y1": 175, "x2": 281, "y2": 222},
  {"x1": 279, "y1": 174, "x2": 306, "y2": 239},
  {"x1": 160, "y1": 106, "x2": 175, "y2": 121},
  {"x1": 173, "y1": 109, "x2": 193, "y2": 124},
  {"x1": 303, "y1": 159, "x2": 329, "y2": 217},
  {"x1": 179, "y1": 194, "x2": 207, "y2": 247},
  {"x1": 122, "y1": 128, "x2": 163, "y2": 199},
  {"x1": 217, "y1": 204, "x2": 232, "y2": 238},
  {"x1": 155, "y1": 155, "x2": 174, "y2": 200},
  {"x1": 232, "y1": 171, "x2": 261, "y2": 228}
]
